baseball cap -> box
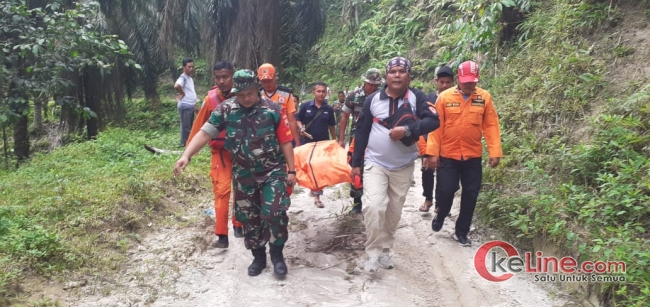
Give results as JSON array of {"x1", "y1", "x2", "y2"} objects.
[
  {"x1": 362, "y1": 68, "x2": 384, "y2": 85},
  {"x1": 257, "y1": 63, "x2": 276, "y2": 80},
  {"x1": 457, "y1": 61, "x2": 480, "y2": 83},
  {"x1": 435, "y1": 66, "x2": 454, "y2": 78},
  {"x1": 231, "y1": 69, "x2": 260, "y2": 93}
]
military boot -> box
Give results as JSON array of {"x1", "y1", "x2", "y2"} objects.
[
  {"x1": 248, "y1": 247, "x2": 267, "y2": 276},
  {"x1": 269, "y1": 244, "x2": 288, "y2": 276}
]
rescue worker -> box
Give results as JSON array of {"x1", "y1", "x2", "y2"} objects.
[
  {"x1": 175, "y1": 69, "x2": 297, "y2": 277},
  {"x1": 418, "y1": 66, "x2": 455, "y2": 213},
  {"x1": 258, "y1": 63, "x2": 302, "y2": 146},
  {"x1": 338, "y1": 68, "x2": 383, "y2": 214},
  {"x1": 186, "y1": 61, "x2": 243, "y2": 248},
  {"x1": 426, "y1": 61, "x2": 503, "y2": 246}
]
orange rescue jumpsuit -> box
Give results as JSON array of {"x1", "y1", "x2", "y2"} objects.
[{"x1": 187, "y1": 87, "x2": 242, "y2": 235}]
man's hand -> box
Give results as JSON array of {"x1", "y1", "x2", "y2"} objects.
[
  {"x1": 422, "y1": 157, "x2": 429, "y2": 170},
  {"x1": 350, "y1": 167, "x2": 361, "y2": 181},
  {"x1": 338, "y1": 140, "x2": 346, "y2": 148},
  {"x1": 426, "y1": 156, "x2": 439, "y2": 170},
  {"x1": 489, "y1": 157, "x2": 500, "y2": 168},
  {"x1": 287, "y1": 173, "x2": 297, "y2": 186},
  {"x1": 389, "y1": 126, "x2": 406, "y2": 140},
  {"x1": 176, "y1": 92, "x2": 185, "y2": 101},
  {"x1": 174, "y1": 156, "x2": 190, "y2": 177}
]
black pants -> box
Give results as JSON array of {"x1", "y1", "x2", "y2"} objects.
[
  {"x1": 435, "y1": 157, "x2": 482, "y2": 236},
  {"x1": 421, "y1": 158, "x2": 435, "y2": 201},
  {"x1": 179, "y1": 106, "x2": 195, "y2": 147}
]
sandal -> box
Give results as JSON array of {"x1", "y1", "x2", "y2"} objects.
[
  {"x1": 315, "y1": 200, "x2": 324, "y2": 208},
  {"x1": 419, "y1": 201, "x2": 433, "y2": 212}
]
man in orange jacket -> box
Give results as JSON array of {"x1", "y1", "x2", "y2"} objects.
[
  {"x1": 258, "y1": 63, "x2": 302, "y2": 146},
  {"x1": 187, "y1": 61, "x2": 243, "y2": 248},
  {"x1": 426, "y1": 61, "x2": 503, "y2": 247}
]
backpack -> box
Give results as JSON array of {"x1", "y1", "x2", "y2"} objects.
[{"x1": 374, "y1": 101, "x2": 419, "y2": 146}]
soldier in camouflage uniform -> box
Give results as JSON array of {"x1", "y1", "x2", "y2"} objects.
[
  {"x1": 174, "y1": 69, "x2": 297, "y2": 277},
  {"x1": 337, "y1": 68, "x2": 384, "y2": 214}
]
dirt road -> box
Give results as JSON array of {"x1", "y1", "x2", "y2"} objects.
[{"x1": 59, "y1": 160, "x2": 574, "y2": 307}]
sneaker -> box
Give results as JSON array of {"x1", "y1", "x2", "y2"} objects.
[
  {"x1": 233, "y1": 226, "x2": 244, "y2": 238},
  {"x1": 350, "y1": 203, "x2": 362, "y2": 214},
  {"x1": 378, "y1": 251, "x2": 394, "y2": 269},
  {"x1": 365, "y1": 257, "x2": 380, "y2": 273},
  {"x1": 453, "y1": 233, "x2": 472, "y2": 246},
  {"x1": 431, "y1": 215, "x2": 443, "y2": 232}
]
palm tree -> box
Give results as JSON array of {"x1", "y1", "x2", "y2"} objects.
[{"x1": 98, "y1": 0, "x2": 326, "y2": 100}]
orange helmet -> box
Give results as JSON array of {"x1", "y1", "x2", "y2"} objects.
[{"x1": 257, "y1": 63, "x2": 276, "y2": 80}]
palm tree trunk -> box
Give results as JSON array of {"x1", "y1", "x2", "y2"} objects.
[
  {"x1": 33, "y1": 94, "x2": 44, "y2": 131},
  {"x1": 13, "y1": 112, "x2": 29, "y2": 164},
  {"x1": 2, "y1": 123, "x2": 8, "y2": 170}
]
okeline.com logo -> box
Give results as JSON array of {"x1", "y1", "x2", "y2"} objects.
[{"x1": 474, "y1": 241, "x2": 626, "y2": 283}]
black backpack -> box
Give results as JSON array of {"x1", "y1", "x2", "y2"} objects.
[{"x1": 373, "y1": 101, "x2": 419, "y2": 146}]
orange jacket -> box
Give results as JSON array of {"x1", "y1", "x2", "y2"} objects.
[
  {"x1": 187, "y1": 87, "x2": 232, "y2": 154},
  {"x1": 261, "y1": 87, "x2": 297, "y2": 114},
  {"x1": 425, "y1": 86, "x2": 502, "y2": 160}
]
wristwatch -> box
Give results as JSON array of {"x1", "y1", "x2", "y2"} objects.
[
  {"x1": 288, "y1": 170, "x2": 297, "y2": 175},
  {"x1": 404, "y1": 126, "x2": 411, "y2": 137}
]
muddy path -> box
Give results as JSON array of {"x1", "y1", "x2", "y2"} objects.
[{"x1": 55, "y1": 160, "x2": 576, "y2": 307}]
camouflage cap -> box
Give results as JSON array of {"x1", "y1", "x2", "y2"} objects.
[
  {"x1": 361, "y1": 68, "x2": 384, "y2": 85},
  {"x1": 231, "y1": 69, "x2": 260, "y2": 93}
]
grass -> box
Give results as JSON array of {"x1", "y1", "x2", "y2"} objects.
[{"x1": 0, "y1": 98, "x2": 213, "y2": 306}]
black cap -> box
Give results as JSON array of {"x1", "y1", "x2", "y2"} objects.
[{"x1": 436, "y1": 66, "x2": 454, "y2": 78}]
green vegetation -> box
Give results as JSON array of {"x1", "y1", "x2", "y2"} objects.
[
  {"x1": 309, "y1": 0, "x2": 648, "y2": 305},
  {"x1": 0, "y1": 99, "x2": 212, "y2": 305},
  {"x1": 1, "y1": 0, "x2": 649, "y2": 306}
]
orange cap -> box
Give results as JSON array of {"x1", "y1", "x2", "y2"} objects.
[{"x1": 257, "y1": 63, "x2": 276, "y2": 80}]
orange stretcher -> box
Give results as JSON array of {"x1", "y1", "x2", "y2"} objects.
[{"x1": 293, "y1": 140, "x2": 352, "y2": 191}]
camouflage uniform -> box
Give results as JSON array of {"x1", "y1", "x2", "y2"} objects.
[
  {"x1": 201, "y1": 78, "x2": 291, "y2": 250},
  {"x1": 342, "y1": 68, "x2": 384, "y2": 199}
]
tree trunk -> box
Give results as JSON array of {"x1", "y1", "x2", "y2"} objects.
[
  {"x1": 13, "y1": 113, "x2": 29, "y2": 163},
  {"x1": 2, "y1": 124, "x2": 8, "y2": 170},
  {"x1": 354, "y1": 5, "x2": 359, "y2": 26},
  {"x1": 83, "y1": 69, "x2": 98, "y2": 139},
  {"x1": 33, "y1": 94, "x2": 44, "y2": 131}
]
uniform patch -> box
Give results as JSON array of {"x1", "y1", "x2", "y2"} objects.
[
  {"x1": 279, "y1": 97, "x2": 285, "y2": 104},
  {"x1": 471, "y1": 99, "x2": 485, "y2": 106},
  {"x1": 428, "y1": 106, "x2": 438, "y2": 115},
  {"x1": 446, "y1": 102, "x2": 460, "y2": 107}
]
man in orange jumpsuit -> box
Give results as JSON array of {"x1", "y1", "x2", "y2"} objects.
[
  {"x1": 187, "y1": 61, "x2": 243, "y2": 248},
  {"x1": 258, "y1": 63, "x2": 302, "y2": 146},
  {"x1": 426, "y1": 61, "x2": 503, "y2": 247}
]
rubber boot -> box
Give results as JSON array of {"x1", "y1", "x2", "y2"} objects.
[
  {"x1": 351, "y1": 198, "x2": 362, "y2": 214},
  {"x1": 213, "y1": 235, "x2": 228, "y2": 248},
  {"x1": 269, "y1": 244, "x2": 288, "y2": 276},
  {"x1": 247, "y1": 247, "x2": 267, "y2": 276},
  {"x1": 233, "y1": 226, "x2": 244, "y2": 238}
]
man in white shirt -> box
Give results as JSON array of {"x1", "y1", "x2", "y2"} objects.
[{"x1": 174, "y1": 58, "x2": 197, "y2": 147}]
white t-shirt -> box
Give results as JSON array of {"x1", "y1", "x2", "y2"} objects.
[{"x1": 175, "y1": 73, "x2": 197, "y2": 108}]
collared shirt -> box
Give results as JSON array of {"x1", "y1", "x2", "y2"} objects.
[
  {"x1": 175, "y1": 73, "x2": 197, "y2": 108},
  {"x1": 425, "y1": 86, "x2": 503, "y2": 160},
  {"x1": 351, "y1": 87, "x2": 439, "y2": 170},
  {"x1": 296, "y1": 100, "x2": 336, "y2": 143}
]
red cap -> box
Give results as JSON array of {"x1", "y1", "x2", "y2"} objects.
[{"x1": 457, "y1": 61, "x2": 480, "y2": 83}]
